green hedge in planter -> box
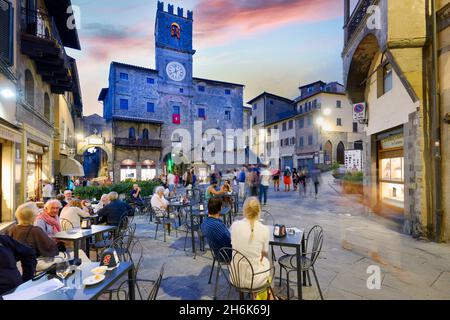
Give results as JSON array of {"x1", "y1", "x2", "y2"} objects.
[{"x1": 74, "y1": 180, "x2": 162, "y2": 200}]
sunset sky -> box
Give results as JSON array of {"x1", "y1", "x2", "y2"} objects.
[{"x1": 67, "y1": 0, "x2": 353, "y2": 116}]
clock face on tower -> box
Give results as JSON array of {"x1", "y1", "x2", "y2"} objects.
[{"x1": 166, "y1": 61, "x2": 186, "y2": 82}]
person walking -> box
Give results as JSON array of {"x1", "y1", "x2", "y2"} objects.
[
  {"x1": 259, "y1": 166, "x2": 271, "y2": 206},
  {"x1": 238, "y1": 167, "x2": 247, "y2": 199},
  {"x1": 283, "y1": 167, "x2": 292, "y2": 192},
  {"x1": 299, "y1": 169, "x2": 307, "y2": 197},
  {"x1": 248, "y1": 168, "x2": 259, "y2": 197},
  {"x1": 42, "y1": 181, "x2": 53, "y2": 204},
  {"x1": 310, "y1": 167, "x2": 322, "y2": 199},
  {"x1": 272, "y1": 168, "x2": 280, "y2": 192},
  {"x1": 292, "y1": 168, "x2": 299, "y2": 192}
]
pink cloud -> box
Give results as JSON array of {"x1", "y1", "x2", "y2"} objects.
[{"x1": 194, "y1": 0, "x2": 342, "y2": 45}]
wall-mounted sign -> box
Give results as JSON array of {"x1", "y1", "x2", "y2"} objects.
[
  {"x1": 28, "y1": 142, "x2": 44, "y2": 155},
  {"x1": 381, "y1": 134, "x2": 403, "y2": 149},
  {"x1": 87, "y1": 137, "x2": 103, "y2": 145},
  {"x1": 345, "y1": 150, "x2": 363, "y2": 171},
  {"x1": 353, "y1": 103, "x2": 367, "y2": 121}
]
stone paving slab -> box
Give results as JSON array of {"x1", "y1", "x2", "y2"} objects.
[{"x1": 103, "y1": 172, "x2": 450, "y2": 300}]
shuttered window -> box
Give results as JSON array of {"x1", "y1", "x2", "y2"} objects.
[{"x1": 0, "y1": 0, "x2": 14, "y2": 66}]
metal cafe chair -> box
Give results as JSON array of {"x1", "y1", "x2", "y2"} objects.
[
  {"x1": 278, "y1": 225, "x2": 324, "y2": 300},
  {"x1": 217, "y1": 248, "x2": 275, "y2": 300},
  {"x1": 105, "y1": 239, "x2": 145, "y2": 300},
  {"x1": 178, "y1": 206, "x2": 204, "y2": 253},
  {"x1": 261, "y1": 210, "x2": 275, "y2": 226},
  {"x1": 204, "y1": 238, "x2": 230, "y2": 300},
  {"x1": 153, "y1": 207, "x2": 178, "y2": 242},
  {"x1": 116, "y1": 263, "x2": 166, "y2": 300},
  {"x1": 60, "y1": 218, "x2": 74, "y2": 231}
]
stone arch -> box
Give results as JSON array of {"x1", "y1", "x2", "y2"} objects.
[
  {"x1": 324, "y1": 140, "x2": 333, "y2": 165},
  {"x1": 345, "y1": 33, "x2": 381, "y2": 104},
  {"x1": 78, "y1": 144, "x2": 112, "y2": 163}
]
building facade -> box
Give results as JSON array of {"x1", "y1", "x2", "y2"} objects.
[
  {"x1": 0, "y1": 0, "x2": 82, "y2": 222},
  {"x1": 343, "y1": 0, "x2": 449, "y2": 240},
  {"x1": 247, "y1": 92, "x2": 295, "y2": 166},
  {"x1": 99, "y1": 2, "x2": 244, "y2": 182},
  {"x1": 294, "y1": 81, "x2": 363, "y2": 169}
]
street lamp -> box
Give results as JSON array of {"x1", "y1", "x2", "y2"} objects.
[{"x1": 0, "y1": 89, "x2": 15, "y2": 99}]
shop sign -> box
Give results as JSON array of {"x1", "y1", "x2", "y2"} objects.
[
  {"x1": 0, "y1": 124, "x2": 21, "y2": 143},
  {"x1": 28, "y1": 143, "x2": 44, "y2": 154},
  {"x1": 87, "y1": 137, "x2": 104, "y2": 145},
  {"x1": 381, "y1": 134, "x2": 403, "y2": 149}
]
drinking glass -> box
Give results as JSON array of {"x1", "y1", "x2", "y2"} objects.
[{"x1": 56, "y1": 261, "x2": 72, "y2": 291}]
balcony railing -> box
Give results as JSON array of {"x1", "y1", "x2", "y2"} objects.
[
  {"x1": 114, "y1": 138, "x2": 162, "y2": 149},
  {"x1": 20, "y1": 7, "x2": 64, "y2": 48},
  {"x1": 345, "y1": 0, "x2": 377, "y2": 45}
]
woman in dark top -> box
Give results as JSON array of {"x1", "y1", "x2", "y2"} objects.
[{"x1": 8, "y1": 203, "x2": 58, "y2": 258}]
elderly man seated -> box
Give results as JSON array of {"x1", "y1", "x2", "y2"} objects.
[
  {"x1": 97, "y1": 192, "x2": 132, "y2": 226},
  {"x1": 34, "y1": 199, "x2": 62, "y2": 237}
]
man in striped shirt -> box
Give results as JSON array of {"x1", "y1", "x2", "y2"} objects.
[{"x1": 201, "y1": 198, "x2": 231, "y2": 260}]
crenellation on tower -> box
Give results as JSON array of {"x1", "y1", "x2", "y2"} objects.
[{"x1": 157, "y1": 1, "x2": 193, "y2": 20}]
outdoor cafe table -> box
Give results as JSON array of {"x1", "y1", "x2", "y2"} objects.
[
  {"x1": 1, "y1": 261, "x2": 135, "y2": 300},
  {"x1": 269, "y1": 226, "x2": 305, "y2": 300},
  {"x1": 212, "y1": 192, "x2": 239, "y2": 215},
  {"x1": 54, "y1": 225, "x2": 117, "y2": 260}
]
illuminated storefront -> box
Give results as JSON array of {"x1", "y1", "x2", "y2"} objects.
[
  {"x1": 120, "y1": 159, "x2": 137, "y2": 181},
  {"x1": 141, "y1": 160, "x2": 156, "y2": 180},
  {"x1": 378, "y1": 133, "x2": 404, "y2": 209}
]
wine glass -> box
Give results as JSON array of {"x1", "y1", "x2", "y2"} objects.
[{"x1": 56, "y1": 261, "x2": 72, "y2": 291}]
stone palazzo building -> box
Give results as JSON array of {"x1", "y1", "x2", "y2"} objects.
[{"x1": 98, "y1": 2, "x2": 244, "y2": 182}]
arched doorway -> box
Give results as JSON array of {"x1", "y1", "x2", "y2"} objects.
[
  {"x1": 83, "y1": 147, "x2": 109, "y2": 179},
  {"x1": 324, "y1": 141, "x2": 333, "y2": 165},
  {"x1": 163, "y1": 153, "x2": 189, "y2": 176},
  {"x1": 120, "y1": 159, "x2": 137, "y2": 181},
  {"x1": 337, "y1": 142, "x2": 345, "y2": 164},
  {"x1": 142, "y1": 160, "x2": 156, "y2": 180}
]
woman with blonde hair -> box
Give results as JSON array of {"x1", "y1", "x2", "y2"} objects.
[
  {"x1": 60, "y1": 199, "x2": 90, "y2": 230},
  {"x1": 230, "y1": 197, "x2": 272, "y2": 291}
]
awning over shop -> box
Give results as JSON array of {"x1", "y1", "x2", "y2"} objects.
[{"x1": 60, "y1": 158, "x2": 85, "y2": 177}]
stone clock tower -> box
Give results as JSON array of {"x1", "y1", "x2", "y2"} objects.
[{"x1": 155, "y1": 1, "x2": 195, "y2": 87}]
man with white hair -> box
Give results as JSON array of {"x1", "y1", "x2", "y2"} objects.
[
  {"x1": 97, "y1": 192, "x2": 132, "y2": 226},
  {"x1": 34, "y1": 200, "x2": 62, "y2": 237}
]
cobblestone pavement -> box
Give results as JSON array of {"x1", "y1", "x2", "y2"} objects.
[{"x1": 111, "y1": 172, "x2": 450, "y2": 300}]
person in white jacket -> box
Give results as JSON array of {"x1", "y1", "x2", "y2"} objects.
[{"x1": 60, "y1": 199, "x2": 91, "y2": 230}]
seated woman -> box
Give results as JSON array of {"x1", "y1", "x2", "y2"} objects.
[
  {"x1": 230, "y1": 197, "x2": 271, "y2": 291},
  {"x1": 60, "y1": 200, "x2": 91, "y2": 230},
  {"x1": 220, "y1": 179, "x2": 234, "y2": 207},
  {"x1": 151, "y1": 186, "x2": 169, "y2": 218},
  {"x1": 205, "y1": 178, "x2": 225, "y2": 202},
  {"x1": 9, "y1": 203, "x2": 90, "y2": 272}
]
